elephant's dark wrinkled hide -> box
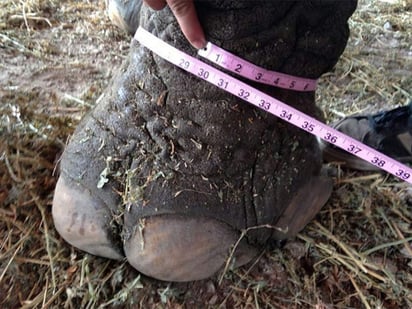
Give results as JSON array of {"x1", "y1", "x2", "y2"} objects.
[{"x1": 59, "y1": 1, "x2": 357, "y2": 245}]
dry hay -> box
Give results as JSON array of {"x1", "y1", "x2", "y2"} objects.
[{"x1": 0, "y1": 0, "x2": 411, "y2": 308}]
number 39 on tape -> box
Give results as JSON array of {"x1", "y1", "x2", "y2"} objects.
[{"x1": 134, "y1": 27, "x2": 412, "y2": 184}]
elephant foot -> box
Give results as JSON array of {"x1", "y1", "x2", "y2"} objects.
[
  {"x1": 52, "y1": 176, "x2": 124, "y2": 260},
  {"x1": 123, "y1": 215, "x2": 257, "y2": 282},
  {"x1": 272, "y1": 176, "x2": 333, "y2": 240},
  {"x1": 53, "y1": 175, "x2": 257, "y2": 281},
  {"x1": 52, "y1": 1, "x2": 357, "y2": 282}
]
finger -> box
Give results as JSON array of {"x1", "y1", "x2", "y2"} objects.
[
  {"x1": 167, "y1": 0, "x2": 206, "y2": 49},
  {"x1": 143, "y1": 0, "x2": 167, "y2": 10}
]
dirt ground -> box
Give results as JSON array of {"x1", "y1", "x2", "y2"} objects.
[{"x1": 0, "y1": 0, "x2": 411, "y2": 308}]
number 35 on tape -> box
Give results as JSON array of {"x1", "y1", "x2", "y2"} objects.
[{"x1": 134, "y1": 27, "x2": 412, "y2": 184}]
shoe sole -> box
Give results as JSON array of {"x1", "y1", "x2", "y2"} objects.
[{"x1": 320, "y1": 138, "x2": 412, "y2": 172}]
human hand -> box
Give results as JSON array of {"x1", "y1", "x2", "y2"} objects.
[{"x1": 144, "y1": 0, "x2": 206, "y2": 49}]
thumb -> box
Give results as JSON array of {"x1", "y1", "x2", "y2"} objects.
[{"x1": 166, "y1": 0, "x2": 206, "y2": 49}]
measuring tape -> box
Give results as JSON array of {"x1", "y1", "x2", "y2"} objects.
[
  {"x1": 134, "y1": 27, "x2": 412, "y2": 184},
  {"x1": 198, "y1": 42, "x2": 316, "y2": 92}
]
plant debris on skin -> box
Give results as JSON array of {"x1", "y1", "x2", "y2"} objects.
[{"x1": 0, "y1": 0, "x2": 411, "y2": 307}]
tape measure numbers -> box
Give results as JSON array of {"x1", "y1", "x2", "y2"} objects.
[
  {"x1": 198, "y1": 42, "x2": 317, "y2": 92},
  {"x1": 134, "y1": 27, "x2": 412, "y2": 184}
]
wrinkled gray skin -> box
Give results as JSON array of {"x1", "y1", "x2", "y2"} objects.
[{"x1": 53, "y1": 0, "x2": 357, "y2": 281}]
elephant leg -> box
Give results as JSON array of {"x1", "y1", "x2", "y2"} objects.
[{"x1": 53, "y1": 1, "x2": 357, "y2": 282}]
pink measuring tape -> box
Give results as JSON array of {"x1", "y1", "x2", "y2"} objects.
[
  {"x1": 198, "y1": 42, "x2": 317, "y2": 92},
  {"x1": 134, "y1": 27, "x2": 412, "y2": 184}
]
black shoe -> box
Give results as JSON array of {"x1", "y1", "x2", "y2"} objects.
[{"x1": 321, "y1": 102, "x2": 412, "y2": 171}]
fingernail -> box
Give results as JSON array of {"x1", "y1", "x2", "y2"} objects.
[{"x1": 193, "y1": 39, "x2": 207, "y2": 50}]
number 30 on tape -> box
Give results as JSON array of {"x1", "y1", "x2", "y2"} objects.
[{"x1": 134, "y1": 27, "x2": 412, "y2": 184}]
